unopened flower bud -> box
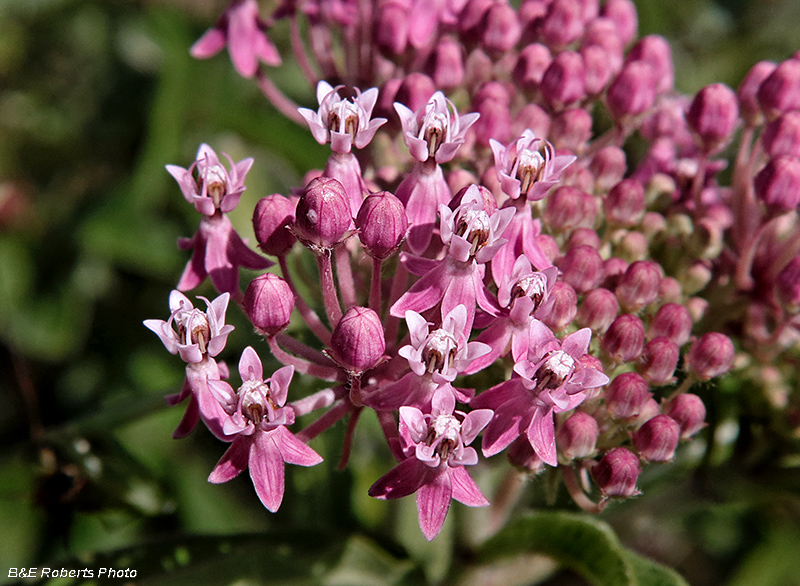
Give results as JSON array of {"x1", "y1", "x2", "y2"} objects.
[
  {"x1": 329, "y1": 306, "x2": 385, "y2": 374},
  {"x1": 567, "y1": 227, "x2": 601, "y2": 250},
  {"x1": 615, "y1": 260, "x2": 661, "y2": 312},
  {"x1": 600, "y1": 256, "x2": 628, "y2": 290},
  {"x1": 513, "y1": 43, "x2": 553, "y2": 91},
  {"x1": 507, "y1": 435, "x2": 545, "y2": 473},
  {"x1": 686, "y1": 332, "x2": 734, "y2": 380},
  {"x1": 682, "y1": 261, "x2": 712, "y2": 295},
  {"x1": 633, "y1": 415, "x2": 681, "y2": 462},
  {"x1": 633, "y1": 398, "x2": 661, "y2": 430},
  {"x1": 649, "y1": 303, "x2": 693, "y2": 346},
  {"x1": 481, "y1": 2, "x2": 522, "y2": 54},
  {"x1": 540, "y1": 0, "x2": 585, "y2": 50},
  {"x1": 557, "y1": 411, "x2": 599, "y2": 460},
  {"x1": 754, "y1": 156, "x2": 800, "y2": 215},
  {"x1": 244, "y1": 273, "x2": 294, "y2": 336},
  {"x1": 581, "y1": 44, "x2": 614, "y2": 96},
  {"x1": 544, "y1": 185, "x2": 597, "y2": 231},
  {"x1": 293, "y1": 177, "x2": 353, "y2": 250},
  {"x1": 542, "y1": 281, "x2": 578, "y2": 332},
  {"x1": 777, "y1": 256, "x2": 800, "y2": 310},
  {"x1": 658, "y1": 277, "x2": 683, "y2": 304},
  {"x1": 757, "y1": 58, "x2": 800, "y2": 120},
  {"x1": 394, "y1": 73, "x2": 436, "y2": 114},
  {"x1": 590, "y1": 146, "x2": 627, "y2": 192},
  {"x1": 600, "y1": 0, "x2": 638, "y2": 46},
  {"x1": 375, "y1": 1, "x2": 409, "y2": 55},
  {"x1": 541, "y1": 51, "x2": 586, "y2": 111},
  {"x1": 626, "y1": 35, "x2": 673, "y2": 94},
  {"x1": 356, "y1": 191, "x2": 408, "y2": 259},
  {"x1": 687, "y1": 83, "x2": 739, "y2": 153},
  {"x1": 536, "y1": 233, "x2": 561, "y2": 265},
  {"x1": 577, "y1": 288, "x2": 619, "y2": 333},
  {"x1": 429, "y1": 36, "x2": 465, "y2": 90},
  {"x1": 606, "y1": 61, "x2": 656, "y2": 121},
  {"x1": 582, "y1": 18, "x2": 624, "y2": 73},
  {"x1": 473, "y1": 82, "x2": 512, "y2": 147},
  {"x1": 592, "y1": 447, "x2": 641, "y2": 498},
  {"x1": 550, "y1": 107, "x2": 593, "y2": 152},
  {"x1": 605, "y1": 178, "x2": 645, "y2": 227},
  {"x1": 762, "y1": 111, "x2": 800, "y2": 159},
  {"x1": 738, "y1": 60, "x2": 777, "y2": 126},
  {"x1": 601, "y1": 314, "x2": 645, "y2": 362},
  {"x1": 253, "y1": 194, "x2": 296, "y2": 256},
  {"x1": 662, "y1": 393, "x2": 706, "y2": 439},
  {"x1": 618, "y1": 231, "x2": 649, "y2": 262},
  {"x1": 605, "y1": 372, "x2": 651, "y2": 419},
  {"x1": 637, "y1": 337, "x2": 679, "y2": 385},
  {"x1": 558, "y1": 244, "x2": 603, "y2": 293},
  {"x1": 512, "y1": 104, "x2": 552, "y2": 139}
]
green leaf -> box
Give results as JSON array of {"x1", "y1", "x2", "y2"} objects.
[
  {"x1": 323, "y1": 535, "x2": 414, "y2": 586},
  {"x1": 478, "y1": 511, "x2": 688, "y2": 586}
]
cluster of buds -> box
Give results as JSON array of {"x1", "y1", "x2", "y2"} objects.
[{"x1": 142, "y1": 0, "x2": 800, "y2": 540}]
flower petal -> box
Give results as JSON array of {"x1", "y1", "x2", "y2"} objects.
[
  {"x1": 249, "y1": 432, "x2": 286, "y2": 511},
  {"x1": 274, "y1": 426, "x2": 323, "y2": 466},
  {"x1": 208, "y1": 436, "x2": 250, "y2": 483},
  {"x1": 416, "y1": 469, "x2": 452, "y2": 541},
  {"x1": 527, "y1": 404, "x2": 557, "y2": 466},
  {"x1": 368, "y1": 457, "x2": 432, "y2": 500},
  {"x1": 450, "y1": 466, "x2": 489, "y2": 507}
]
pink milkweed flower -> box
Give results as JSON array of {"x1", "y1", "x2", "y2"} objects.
[
  {"x1": 472, "y1": 323, "x2": 609, "y2": 466},
  {"x1": 190, "y1": 0, "x2": 281, "y2": 79},
  {"x1": 368, "y1": 387, "x2": 493, "y2": 541},
  {"x1": 144, "y1": 290, "x2": 234, "y2": 364},
  {"x1": 299, "y1": 81, "x2": 387, "y2": 154},
  {"x1": 166, "y1": 144, "x2": 254, "y2": 216},
  {"x1": 395, "y1": 91, "x2": 480, "y2": 164},
  {"x1": 490, "y1": 130, "x2": 576, "y2": 202},
  {"x1": 207, "y1": 348, "x2": 323, "y2": 512}
]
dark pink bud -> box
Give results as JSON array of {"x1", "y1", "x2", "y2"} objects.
[
  {"x1": 754, "y1": 156, "x2": 800, "y2": 215},
  {"x1": 615, "y1": 260, "x2": 661, "y2": 312},
  {"x1": 542, "y1": 281, "x2": 578, "y2": 332},
  {"x1": 686, "y1": 332, "x2": 734, "y2": 380},
  {"x1": 737, "y1": 60, "x2": 777, "y2": 126},
  {"x1": 762, "y1": 112, "x2": 800, "y2": 159},
  {"x1": 429, "y1": 36, "x2": 466, "y2": 90},
  {"x1": 575, "y1": 0, "x2": 599, "y2": 21},
  {"x1": 637, "y1": 337, "x2": 679, "y2": 385},
  {"x1": 536, "y1": 233, "x2": 561, "y2": 265},
  {"x1": 513, "y1": 43, "x2": 553, "y2": 91},
  {"x1": 329, "y1": 306, "x2": 385, "y2": 374},
  {"x1": 592, "y1": 447, "x2": 641, "y2": 498},
  {"x1": 544, "y1": 185, "x2": 597, "y2": 232},
  {"x1": 562, "y1": 164, "x2": 596, "y2": 194},
  {"x1": 253, "y1": 194, "x2": 297, "y2": 256},
  {"x1": 507, "y1": 435, "x2": 545, "y2": 473},
  {"x1": 604, "y1": 178, "x2": 645, "y2": 227},
  {"x1": 687, "y1": 83, "x2": 739, "y2": 153},
  {"x1": 633, "y1": 415, "x2": 680, "y2": 462},
  {"x1": 465, "y1": 48, "x2": 494, "y2": 89},
  {"x1": 557, "y1": 411, "x2": 599, "y2": 460},
  {"x1": 662, "y1": 393, "x2": 706, "y2": 439},
  {"x1": 293, "y1": 177, "x2": 353, "y2": 250},
  {"x1": 658, "y1": 277, "x2": 683, "y2": 304},
  {"x1": 581, "y1": 18, "x2": 624, "y2": 73},
  {"x1": 581, "y1": 44, "x2": 614, "y2": 96},
  {"x1": 482, "y1": 2, "x2": 522, "y2": 54},
  {"x1": 460, "y1": 0, "x2": 494, "y2": 39},
  {"x1": 375, "y1": 1, "x2": 409, "y2": 55},
  {"x1": 567, "y1": 227, "x2": 601, "y2": 250},
  {"x1": 600, "y1": 0, "x2": 638, "y2": 46},
  {"x1": 550, "y1": 107, "x2": 593, "y2": 152},
  {"x1": 757, "y1": 58, "x2": 800, "y2": 120},
  {"x1": 626, "y1": 35, "x2": 673, "y2": 94},
  {"x1": 473, "y1": 82, "x2": 512, "y2": 147},
  {"x1": 606, "y1": 60, "x2": 657, "y2": 121},
  {"x1": 601, "y1": 314, "x2": 645, "y2": 363},
  {"x1": 540, "y1": 0, "x2": 585, "y2": 50},
  {"x1": 600, "y1": 256, "x2": 628, "y2": 290},
  {"x1": 605, "y1": 372, "x2": 651, "y2": 420},
  {"x1": 633, "y1": 398, "x2": 661, "y2": 430},
  {"x1": 540, "y1": 51, "x2": 586, "y2": 111},
  {"x1": 244, "y1": 273, "x2": 294, "y2": 336},
  {"x1": 577, "y1": 288, "x2": 619, "y2": 333},
  {"x1": 558, "y1": 244, "x2": 603, "y2": 294},
  {"x1": 356, "y1": 191, "x2": 409, "y2": 260},
  {"x1": 512, "y1": 103, "x2": 552, "y2": 139},
  {"x1": 777, "y1": 256, "x2": 800, "y2": 309},
  {"x1": 394, "y1": 73, "x2": 436, "y2": 114}
]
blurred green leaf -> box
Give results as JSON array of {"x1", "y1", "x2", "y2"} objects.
[{"x1": 323, "y1": 535, "x2": 414, "y2": 586}]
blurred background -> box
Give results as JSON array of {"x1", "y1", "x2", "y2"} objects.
[{"x1": 1, "y1": 0, "x2": 799, "y2": 584}]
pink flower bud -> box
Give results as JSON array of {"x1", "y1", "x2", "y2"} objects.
[
  {"x1": 374, "y1": 1, "x2": 409, "y2": 55},
  {"x1": 429, "y1": 36, "x2": 466, "y2": 91},
  {"x1": 465, "y1": 48, "x2": 494, "y2": 90},
  {"x1": 567, "y1": 227, "x2": 601, "y2": 250},
  {"x1": 541, "y1": 51, "x2": 586, "y2": 111},
  {"x1": 687, "y1": 83, "x2": 739, "y2": 153},
  {"x1": 686, "y1": 332, "x2": 734, "y2": 380},
  {"x1": 633, "y1": 414, "x2": 681, "y2": 462},
  {"x1": 356, "y1": 191, "x2": 409, "y2": 260},
  {"x1": 754, "y1": 156, "x2": 800, "y2": 215},
  {"x1": 762, "y1": 112, "x2": 800, "y2": 159},
  {"x1": 540, "y1": 0, "x2": 585, "y2": 50},
  {"x1": 600, "y1": 256, "x2": 628, "y2": 290},
  {"x1": 550, "y1": 107, "x2": 593, "y2": 152},
  {"x1": 581, "y1": 18, "x2": 624, "y2": 73},
  {"x1": 604, "y1": 178, "x2": 645, "y2": 226},
  {"x1": 637, "y1": 337, "x2": 680, "y2": 385},
  {"x1": 544, "y1": 185, "x2": 598, "y2": 231},
  {"x1": 244, "y1": 273, "x2": 294, "y2": 336},
  {"x1": 615, "y1": 260, "x2": 661, "y2": 312},
  {"x1": 605, "y1": 372, "x2": 652, "y2": 420},
  {"x1": 757, "y1": 58, "x2": 800, "y2": 120},
  {"x1": 577, "y1": 288, "x2": 619, "y2": 333},
  {"x1": 657, "y1": 277, "x2": 683, "y2": 304},
  {"x1": 557, "y1": 411, "x2": 599, "y2": 460},
  {"x1": 507, "y1": 435, "x2": 546, "y2": 473},
  {"x1": 737, "y1": 60, "x2": 777, "y2": 126},
  {"x1": 542, "y1": 281, "x2": 578, "y2": 332},
  {"x1": 253, "y1": 194, "x2": 296, "y2": 256},
  {"x1": 592, "y1": 447, "x2": 641, "y2": 498},
  {"x1": 293, "y1": 177, "x2": 353, "y2": 250},
  {"x1": 513, "y1": 43, "x2": 553, "y2": 91},
  {"x1": 511, "y1": 103, "x2": 551, "y2": 143},
  {"x1": 473, "y1": 82, "x2": 512, "y2": 147},
  {"x1": 589, "y1": 146, "x2": 626, "y2": 192},
  {"x1": 482, "y1": 2, "x2": 522, "y2": 54},
  {"x1": 394, "y1": 73, "x2": 436, "y2": 114},
  {"x1": 626, "y1": 35, "x2": 673, "y2": 94},
  {"x1": 601, "y1": 314, "x2": 645, "y2": 362},
  {"x1": 600, "y1": 0, "x2": 638, "y2": 46},
  {"x1": 662, "y1": 393, "x2": 706, "y2": 439},
  {"x1": 633, "y1": 397, "x2": 661, "y2": 430},
  {"x1": 329, "y1": 306, "x2": 385, "y2": 374},
  {"x1": 581, "y1": 44, "x2": 614, "y2": 96},
  {"x1": 606, "y1": 61, "x2": 657, "y2": 121},
  {"x1": 558, "y1": 244, "x2": 603, "y2": 294},
  {"x1": 777, "y1": 256, "x2": 800, "y2": 309},
  {"x1": 537, "y1": 233, "x2": 561, "y2": 264}
]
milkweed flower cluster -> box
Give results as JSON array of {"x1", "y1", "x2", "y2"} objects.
[{"x1": 143, "y1": 0, "x2": 800, "y2": 540}]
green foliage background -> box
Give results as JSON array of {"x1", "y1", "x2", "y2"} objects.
[{"x1": 1, "y1": 0, "x2": 799, "y2": 584}]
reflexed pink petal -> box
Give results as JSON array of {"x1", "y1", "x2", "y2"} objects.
[
  {"x1": 480, "y1": 408, "x2": 524, "y2": 457},
  {"x1": 227, "y1": 2, "x2": 260, "y2": 77},
  {"x1": 527, "y1": 405, "x2": 557, "y2": 466},
  {"x1": 190, "y1": 28, "x2": 226, "y2": 59},
  {"x1": 255, "y1": 31, "x2": 281, "y2": 66},
  {"x1": 208, "y1": 436, "x2": 250, "y2": 483},
  {"x1": 369, "y1": 457, "x2": 432, "y2": 500},
  {"x1": 250, "y1": 432, "x2": 286, "y2": 511},
  {"x1": 390, "y1": 264, "x2": 448, "y2": 318},
  {"x1": 205, "y1": 228, "x2": 238, "y2": 295},
  {"x1": 416, "y1": 470, "x2": 452, "y2": 541},
  {"x1": 177, "y1": 246, "x2": 208, "y2": 292},
  {"x1": 450, "y1": 466, "x2": 489, "y2": 507},
  {"x1": 464, "y1": 323, "x2": 511, "y2": 375},
  {"x1": 229, "y1": 230, "x2": 272, "y2": 270},
  {"x1": 441, "y1": 274, "x2": 476, "y2": 334},
  {"x1": 172, "y1": 394, "x2": 201, "y2": 439},
  {"x1": 274, "y1": 426, "x2": 323, "y2": 466}
]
